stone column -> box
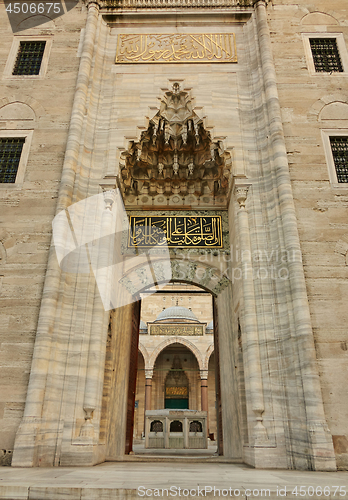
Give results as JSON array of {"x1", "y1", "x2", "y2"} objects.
[
  {"x1": 183, "y1": 417, "x2": 189, "y2": 449},
  {"x1": 144, "y1": 369, "x2": 153, "y2": 438},
  {"x1": 200, "y1": 370, "x2": 209, "y2": 432},
  {"x1": 79, "y1": 188, "x2": 117, "y2": 442},
  {"x1": 235, "y1": 184, "x2": 269, "y2": 447},
  {"x1": 12, "y1": 1, "x2": 100, "y2": 467},
  {"x1": 145, "y1": 370, "x2": 153, "y2": 412},
  {"x1": 254, "y1": 0, "x2": 336, "y2": 470}
]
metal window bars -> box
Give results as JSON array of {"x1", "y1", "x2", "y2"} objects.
[
  {"x1": 0, "y1": 138, "x2": 25, "y2": 183},
  {"x1": 330, "y1": 137, "x2": 348, "y2": 183},
  {"x1": 310, "y1": 38, "x2": 344, "y2": 73},
  {"x1": 12, "y1": 41, "x2": 46, "y2": 76}
]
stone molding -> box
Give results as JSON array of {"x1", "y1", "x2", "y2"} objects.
[
  {"x1": 308, "y1": 94, "x2": 348, "y2": 121},
  {"x1": 101, "y1": 0, "x2": 252, "y2": 8},
  {"x1": 88, "y1": 0, "x2": 262, "y2": 9}
]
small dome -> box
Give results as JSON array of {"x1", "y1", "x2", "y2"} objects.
[
  {"x1": 155, "y1": 306, "x2": 198, "y2": 323},
  {"x1": 140, "y1": 320, "x2": 147, "y2": 331},
  {"x1": 206, "y1": 320, "x2": 213, "y2": 331}
]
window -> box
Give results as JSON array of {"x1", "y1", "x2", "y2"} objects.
[
  {"x1": 329, "y1": 137, "x2": 348, "y2": 183},
  {"x1": 321, "y1": 130, "x2": 348, "y2": 186},
  {"x1": 302, "y1": 34, "x2": 348, "y2": 76},
  {"x1": 12, "y1": 41, "x2": 46, "y2": 76},
  {"x1": 3, "y1": 37, "x2": 52, "y2": 80},
  {"x1": 0, "y1": 131, "x2": 33, "y2": 186},
  {"x1": 0, "y1": 138, "x2": 25, "y2": 183},
  {"x1": 309, "y1": 38, "x2": 343, "y2": 73}
]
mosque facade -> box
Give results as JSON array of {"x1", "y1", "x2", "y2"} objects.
[{"x1": 0, "y1": 0, "x2": 347, "y2": 471}]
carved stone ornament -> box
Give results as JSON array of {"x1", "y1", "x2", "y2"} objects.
[
  {"x1": 119, "y1": 83, "x2": 232, "y2": 208},
  {"x1": 234, "y1": 185, "x2": 249, "y2": 209},
  {"x1": 96, "y1": 0, "x2": 256, "y2": 9}
]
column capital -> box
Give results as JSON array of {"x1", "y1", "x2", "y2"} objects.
[
  {"x1": 145, "y1": 369, "x2": 153, "y2": 379},
  {"x1": 84, "y1": 0, "x2": 101, "y2": 8},
  {"x1": 100, "y1": 178, "x2": 117, "y2": 211},
  {"x1": 234, "y1": 182, "x2": 251, "y2": 210},
  {"x1": 200, "y1": 370, "x2": 209, "y2": 380}
]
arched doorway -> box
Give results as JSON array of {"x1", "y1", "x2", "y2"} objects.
[
  {"x1": 164, "y1": 353, "x2": 190, "y2": 409},
  {"x1": 101, "y1": 256, "x2": 241, "y2": 460},
  {"x1": 128, "y1": 284, "x2": 222, "y2": 454},
  {"x1": 153, "y1": 345, "x2": 199, "y2": 411}
]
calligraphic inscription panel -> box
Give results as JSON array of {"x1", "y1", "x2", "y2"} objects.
[
  {"x1": 128, "y1": 216, "x2": 223, "y2": 249},
  {"x1": 150, "y1": 325, "x2": 203, "y2": 336},
  {"x1": 166, "y1": 387, "x2": 188, "y2": 397},
  {"x1": 116, "y1": 34, "x2": 237, "y2": 64}
]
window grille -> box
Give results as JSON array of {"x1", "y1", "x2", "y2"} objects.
[
  {"x1": 12, "y1": 41, "x2": 46, "y2": 76},
  {"x1": 0, "y1": 138, "x2": 25, "y2": 183},
  {"x1": 150, "y1": 420, "x2": 163, "y2": 433},
  {"x1": 309, "y1": 38, "x2": 343, "y2": 73},
  {"x1": 330, "y1": 137, "x2": 348, "y2": 183},
  {"x1": 189, "y1": 420, "x2": 202, "y2": 433}
]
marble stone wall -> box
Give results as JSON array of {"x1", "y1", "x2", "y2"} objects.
[
  {"x1": 268, "y1": 0, "x2": 348, "y2": 470},
  {"x1": 0, "y1": 0, "x2": 345, "y2": 471},
  {"x1": 0, "y1": 2, "x2": 86, "y2": 465}
]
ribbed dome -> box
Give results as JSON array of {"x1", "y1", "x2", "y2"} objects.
[
  {"x1": 206, "y1": 320, "x2": 214, "y2": 331},
  {"x1": 155, "y1": 306, "x2": 198, "y2": 323}
]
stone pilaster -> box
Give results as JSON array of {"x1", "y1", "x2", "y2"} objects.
[
  {"x1": 12, "y1": 1, "x2": 100, "y2": 468},
  {"x1": 235, "y1": 183, "x2": 270, "y2": 448},
  {"x1": 255, "y1": 0, "x2": 336, "y2": 471}
]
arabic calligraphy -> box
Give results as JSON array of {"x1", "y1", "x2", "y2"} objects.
[
  {"x1": 128, "y1": 216, "x2": 223, "y2": 248},
  {"x1": 150, "y1": 325, "x2": 204, "y2": 336},
  {"x1": 166, "y1": 387, "x2": 188, "y2": 396},
  {"x1": 116, "y1": 34, "x2": 237, "y2": 64}
]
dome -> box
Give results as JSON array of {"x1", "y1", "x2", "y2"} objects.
[
  {"x1": 155, "y1": 306, "x2": 198, "y2": 323},
  {"x1": 206, "y1": 320, "x2": 213, "y2": 331}
]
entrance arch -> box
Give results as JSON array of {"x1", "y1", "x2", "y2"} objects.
[
  {"x1": 148, "y1": 337, "x2": 204, "y2": 373},
  {"x1": 102, "y1": 257, "x2": 243, "y2": 460}
]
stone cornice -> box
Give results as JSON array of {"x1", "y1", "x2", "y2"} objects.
[{"x1": 92, "y1": 0, "x2": 258, "y2": 9}]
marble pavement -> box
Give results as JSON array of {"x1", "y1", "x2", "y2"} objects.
[{"x1": 0, "y1": 460, "x2": 348, "y2": 500}]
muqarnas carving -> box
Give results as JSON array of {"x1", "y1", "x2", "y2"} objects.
[{"x1": 119, "y1": 83, "x2": 232, "y2": 207}]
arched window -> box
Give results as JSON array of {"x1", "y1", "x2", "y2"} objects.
[
  {"x1": 189, "y1": 421, "x2": 202, "y2": 433},
  {"x1": 150, "y1": 420, "x2": 163, "y2": 433},
  {"x1": 170, "y1": 420, "x2": 183, "y2": 433}
]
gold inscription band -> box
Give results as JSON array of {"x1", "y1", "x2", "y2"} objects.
[
  {"x1": 150, "y1": 325, "x2": 204, "y2": 336},
  {"x1": 166, "y1": 387, "x2": 188, "y2": 396},
  {"x1": 128, "y1": 216, "x2": 223, "y2": 249},
  {"x1": 116, "y1": 34, "x2": 237, "y2": 64}
]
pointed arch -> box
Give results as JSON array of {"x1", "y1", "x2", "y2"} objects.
[
  {"x1": 138, "y1": 342, "x2": 149, "y2": 367},
  {"x1": 148, "y1": 337, "x2": 204, "y2": 372},
  {"x1": 204, "y1": 344, "x2": 215, "y2": 371},
  {"x1": 120, "y1": 258, "x2": 230, "y2": 298}
]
